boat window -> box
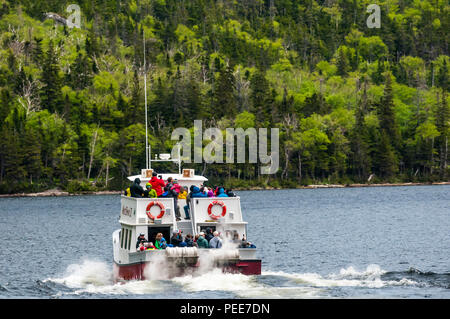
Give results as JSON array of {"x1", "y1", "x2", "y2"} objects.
[
  {"x1": 120, "y1": 228, "x2": 124, "y2": 248},
  {"x1": 124, "y1": 229, "x2": 128, "y2": 250},
  {"x1": 128, "y1": 230, "x2": 132, "y2": 250}
]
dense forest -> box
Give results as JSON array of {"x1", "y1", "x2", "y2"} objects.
[{"x1": 0, "y1": 0, "x2": 448, "y2": 193}]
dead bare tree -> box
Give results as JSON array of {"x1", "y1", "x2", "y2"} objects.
[{"x1": 17, "y1": 76, "x2": 42, "y2": 116}]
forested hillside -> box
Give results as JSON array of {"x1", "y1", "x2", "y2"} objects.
[{"x1": 0, "y1": 0, "x2": 448, "y2": 193}]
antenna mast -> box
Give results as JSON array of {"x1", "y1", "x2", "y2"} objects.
[{"x1": 143, "y1": 28, "x2": 149, "y2": 169}]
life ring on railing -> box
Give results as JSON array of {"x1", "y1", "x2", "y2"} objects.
[
  {"x1": 146, "y1": 201, "x2": 165, "y2": 220},
  {"x1": 207, "y1": 200, "x2": 227, "y2": 220}
]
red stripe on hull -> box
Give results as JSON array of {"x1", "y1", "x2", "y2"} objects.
[{"x1": 113, "y1": 260, "x2": 261, "y2": 281}]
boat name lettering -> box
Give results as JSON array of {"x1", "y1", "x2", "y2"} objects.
[{"x1": 121, "y1": 206, "x2": 132, "y2": 217}]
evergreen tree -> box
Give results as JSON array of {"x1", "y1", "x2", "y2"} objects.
[
  {"x1": 336, "y1": 47, "x2": 348, "y2": 77},
  {"x1": 214, "y1": 64, "x2": 237, "y2": 120},
  {"x1": 41, "y1": 40, "x2": 62, "y2": 114},
  {"x1": 249, "y1": 69, "x2": 272, "y2": 126},
  {"x1": 350, "y1": 104, "x2": 371, "y2": 181},
  {"x1": 378, "y1": 72, "x2": 400, "y2": 149},
  {"x1": 436, "y1": 92, "x2": 449, "y2": 179},
  {"x1": 375, "y1": 72, "x2": 400, "y2": 178}
]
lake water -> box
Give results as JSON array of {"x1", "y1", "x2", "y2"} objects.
[{"x1": 0, "y1": 185, "x2": 449, "y2": 299}]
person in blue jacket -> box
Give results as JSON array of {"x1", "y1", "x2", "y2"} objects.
[
  {"x1": 216, "y1": 187, "x2": 229, "y2": 197},
  {"x1": 191, "y1": 186, "x2": 208, "y2": 197}
]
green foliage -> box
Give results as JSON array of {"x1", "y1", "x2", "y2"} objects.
[{"x1": 0, "y1": 0, "x2": 448, "y2": 193}]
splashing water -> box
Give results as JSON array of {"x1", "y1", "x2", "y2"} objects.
[{"x1": 45, "y1": 259, "x2": 420, "y2": 298}]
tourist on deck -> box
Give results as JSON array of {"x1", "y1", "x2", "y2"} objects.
[
  {"x1": 240, "y1": 239, "x2": 256, "y2": 248},
  {"x1": 170, "y1": 230, "x2": 183, "y2": 247},
  {"x1": 149, "y1": 172, "x2": 165, "y2": 197},
  {"x1": 169, "y1": 179, "x2": 181, "y2": 221},
  {"x1": 205, "y1": 227, "x2": 214, "y2": 243},
  {"x1": 183, "y1": 185, "x2": 195, "y2": 220},
  {"x1": 226, "y1": 188, "x2": 236, "y2": 197},
  {"x1": 178, "y1": 186, "x2": 187, "y2": 199},
  {"x1": 193, "y1": 234, "x2": 200, "y2": 247},
  {"x1": 191, "y1": 186, "x2": 207, "y2": 198},
  {"x1": 231, "y1": 231, "x2": 241, "y2": 244},
  {"x1": 130, "y1": 178, "x2": 145, "y2": 198},
  {"x1": 209, "y1": 231, "x2": 222, "y2": 248},
  {"x1": 196, "y1": 232, "x2": 209, "y2": 248},
  {"x1": 145, "y1": 242, "x2": 156, "y2": 250},
  {"x1": 216, "y1": 187, "x2": 229, "y2": 197},
  {"x1": 206, "y1": 187, "x2": 214, "y2": 197},
  {"x1": 164, "y1": 177, "x2": 173, "y2": 193},
  {"x1": 144, "y1": 183, "x2": 157, "y2": 198},
  {"x1": 171, "y1": 179, "x2": 181, "y2": 194},
  {"x1": 136, "y1": 233, "x2": 147, "y2": 248},
  {"x1": 184, "y1": 234, "x2": 194, "y2": 247},
  {"x1": 155, "y1": 233, "x2": 167, "y2": 249}
]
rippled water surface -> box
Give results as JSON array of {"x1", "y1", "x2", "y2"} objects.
[{"x1": 0, "y1": 185, "x2": 449, "y2": 298}]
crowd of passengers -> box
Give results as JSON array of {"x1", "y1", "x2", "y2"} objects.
[
  {"x1": 136, "y1": 227, "x2": 256, "y2": 251},
  {"x1": 124, "y1": 172, "x2": 236, "y2": 221}
]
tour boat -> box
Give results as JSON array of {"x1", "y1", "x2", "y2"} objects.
[{"x1": 112, "y1": 155, "x2": 261, "y2": 281}]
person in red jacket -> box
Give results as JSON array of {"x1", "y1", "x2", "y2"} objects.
[{"x1": 149, "y1": 172, "x2": 165, "y2": 197}]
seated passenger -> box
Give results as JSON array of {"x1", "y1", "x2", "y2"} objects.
[
  {"x1": 216, "y1": 187, "x2": 229, "y2": 197},
  {"x1": 178, "y1": 186, "x2": 187, "y2": 199},
  {"x1": 130, "y1": 178, "x2": 146, "y2": 198},
  {"x1": 179, "y1": 241, "x2": 187, "y2": 247},
  {"x1": 184, "y1": 234, "x2": 194, "y2": 247},
  {"x1": 144, "y1": 183, "x2": 157, "y2": 198},
  {"x1": 155, "y1": 233, "x2": 167, "y2": 250},
  {"x1": 124, "y1": 187, "x2": 131, "y2": 197},
  {"x1": 226, "y1": 188, "x2": 236, "y2": 197},
  {"x1": 240, "y1": 240, "x2": 256, "y2": 248},
  {"x1": 170, "y1": 230, "x2": 183, "y2": 247},
  {"x1": 209, "y1": 231, "x2": 222, "y2": 248},
  {"x1": 136, "y1": 233, "x2": 147, "y2": 249},
  {"x1": 196, "y1": 232, "x2": 209, "y2": 248},
  {"x1": 191, "y1": 186, "x2": 207, "y2": 198},
  {"x1": 145, "y1": 242, "x2": 156, "y2": 250},
  {"x1": 205, "y1": 187, "x2": 214, "y2": 197}
]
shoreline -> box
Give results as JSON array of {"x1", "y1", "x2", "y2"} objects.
[{"x1": 0, "y1": 182, "x2": 449, "y2": 198}]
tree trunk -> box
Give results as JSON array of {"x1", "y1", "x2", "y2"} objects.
[
  {"x1": 106, "y1": 161, "x2": 110, "y2": 187},
  {"x1": 87, "y1": 127, "x2": 99, "y2": 180},
  {"x1": 298, "y1": 152, "x2": 302, "y2": 183}
]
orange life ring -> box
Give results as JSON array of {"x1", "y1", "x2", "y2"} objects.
[
  {"x1": 207, "y1": 201, "x2": 227, "y2": 220},
  {"x1": 146, "y1": 201, "x2": 165, "y2": 220}
]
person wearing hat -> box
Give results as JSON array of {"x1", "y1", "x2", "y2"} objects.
[
  {"x1": 136, "y1": 233, "x2": 147, "y2": 249},
  {"x1": 196, "y1": 231, "x2": 209, "y2": 248},
  {"x1": 144, "y1": 182, "x2": 157, "y2": 198},
  {"x1": 130, "y1": 178, "x2": 145, "y2": 198}
]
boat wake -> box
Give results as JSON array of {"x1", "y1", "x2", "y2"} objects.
[{"x1": 43, "y1": 260, "x2": 443, "y2": 298}]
